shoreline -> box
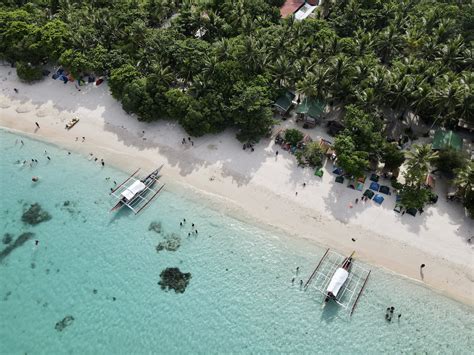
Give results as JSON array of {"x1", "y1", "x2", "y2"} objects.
[{"x1": 1, "y1": 67, "x2": 473, "y2": 307}]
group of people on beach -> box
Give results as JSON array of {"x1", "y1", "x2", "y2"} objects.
[{"x1": 181, "y1": 137, "x2": 194, "y2": 146}]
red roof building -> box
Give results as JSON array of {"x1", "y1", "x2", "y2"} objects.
[{"x1": 280, "y1": 0, "x2": 305, "y2": 18}]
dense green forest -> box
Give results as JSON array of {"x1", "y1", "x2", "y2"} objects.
[{"x1": 1, "y1": 0, "x2": 473, "y2": 215}]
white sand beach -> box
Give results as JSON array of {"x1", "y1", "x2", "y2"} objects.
[{"x1": 1, "y1": 65, "x2": 473, "y2": 306}]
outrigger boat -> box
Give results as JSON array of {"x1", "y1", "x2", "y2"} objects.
[
  {"x1": 304, "y1": 249, "x2": 371, "y2": 316},
  {"x1": 65, "y1": 117, "x2": 79, "y2": 130},
  {"x1": 324, "y1": 251, "x2": 354, "y2": 304},
  {"x1": 110, "y1": 165, "x2": 165, "y2": 214}
]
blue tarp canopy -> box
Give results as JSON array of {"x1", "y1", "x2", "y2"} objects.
[
  {"x1": 332, "y1": 167, "x2": 343, "y2": 175},
  {"x1": 373, "y1": 194, "x2": 384, "y2": 204},
  {"x1": 369, "y1": 182, "x2": 380, "y2": 191}
]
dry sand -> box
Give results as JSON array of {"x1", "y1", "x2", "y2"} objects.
[{"x1": 1, "y1": 65, "x2": 473, "y2": 306}]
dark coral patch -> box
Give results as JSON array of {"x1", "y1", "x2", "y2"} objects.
[
  {"x1": 55, "y1": 315, "x2": 74, "y2": 331},
  {"x1": 158, "y1": 267, "x2": 191, "y2": 293},
  {"x1": 21, "y1": 203, "x2": 51, "y2": 225}
]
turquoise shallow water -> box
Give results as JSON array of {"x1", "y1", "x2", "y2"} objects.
[{"x1": 0, "y1": 130, "x2": 473, "y2": 354}]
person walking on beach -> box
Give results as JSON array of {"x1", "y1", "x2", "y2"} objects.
[
  {"x1": 20, "y1": 140, "x2": 24, "y2": 146},
  {"x1": 276, "y1": 150, "x2": 279, "y2": 156},
  {"x1": 35, "y1": 122, "x2": 40, "y2": 129},
  {"x1": 14, "y1": 88, "x2": 18, "y2": 93},
  {"x1": 82, "y1": 137, "x2": 85, "y2": 142}
]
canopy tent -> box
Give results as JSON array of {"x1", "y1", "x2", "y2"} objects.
[
  {"x1": 373, "y1": 194, "x2": 384, "y2": 205},
  {"x1": 273, "y1": 90, "x2": 295, "y2": 114},
  {"x1": 121, "y1": 180, "x2": 146, "y2": 201},
  {"x1": 406, "y1": 207, "x2": 417, "y2": 216},
  {"x1": 370, "y1": 173, "x2": 379, "y2": 182},
  {"x1": 356, "y1": 182, "x2": 364, "y2": 191},
  {"x1": 369, "y1": 182, "x2": 380, "y2": 191},
  {"x1": 314, "y1": 168, "x2": 324, "y2": 177},
  {"x1": 432, "y1": 130, "x2": 463, "y2": 151},
  {"x1": 363, "y1": 189, "x2": 375, "y2": 199},
  {"x1": 379, "y1": 185, "x2": 391, "y2": 195},
  {"x1": 335, "y1": 175, "x2": 344, "y2": 184}
]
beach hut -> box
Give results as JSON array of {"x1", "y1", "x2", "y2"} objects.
[
  {"x1": 432, "y1": 130, "x2": 463, "y2": 151},
  {"x1": 373, "y1": 194, "x2": 384, "y2": 205},
  {"x1": 273, "y1": 91, "x2": 296, "y2": 116},
  {"x1": 369, "y1": 182, "x2": 380, "y2": 191},
  {"x1": 327, "y1": 120, "x2": 345, "y2": 136},
  {"x1": 296, "y1": 97, "x2": 325, "y2": 128}
]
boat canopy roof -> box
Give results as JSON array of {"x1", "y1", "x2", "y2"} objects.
[
  {"x1": 121, "y1": 180, "x2": 146, "y2": 200},
  {"x1": 326, "y1": 268, "x2": 349, "y2": 297}
]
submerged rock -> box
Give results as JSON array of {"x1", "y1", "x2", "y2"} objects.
[
  {"x1": 148, "y1": 221, "x2": 162, "y2": 234},
  {"x1": 21, "y1": 203, "x2": 51, "y2": 225},
  {"x1": 2, "y1": 233, "x2": 13, "y2": 245},
  {"x1": 61, "y1": 200, "x2": 79, "y2": 216},
  {"x1": 0, "y1": 232, "x2": 34, "y2": 262},
  {"x1": 155, "y1": 233, "x2": 181, "y2": 253},
  {"x1": 158, "y1": 267, "x2": 191, "y2": 293},
  {"x1": 55, "y1": 315, "x2": 74, "y2": 332}
]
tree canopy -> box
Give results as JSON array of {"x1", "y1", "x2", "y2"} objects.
[{"x1": 1, "y1": 0, "x2": 471, "y2": 141}]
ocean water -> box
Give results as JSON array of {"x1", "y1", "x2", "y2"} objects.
[{"x1": 0, "y1": 129, "x2": 472, "y2": 354}]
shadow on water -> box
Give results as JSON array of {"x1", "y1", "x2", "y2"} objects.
[
  {"x1": 107, "y1": 206, "x2": 131, "y2": 225},
  {"x1": 320, "y1": 300, "x2": 343, "y2": 323}
]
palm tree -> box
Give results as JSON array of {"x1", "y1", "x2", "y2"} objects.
[
  {"x1": 453, "y1": 162, "x2": 474, "y2": 199},
  {"x1": 376, "y1": 25, "x2": 401, "y2": 64},
  {"x1": 404, "y1": 144, "x2": 438, "y2": 186},
  {"x1": 432, "y1": 74, "x2": 463, "y2": 126},
  {"x1": 269, "y1": 56, "x2": 293, "y2": 89}
]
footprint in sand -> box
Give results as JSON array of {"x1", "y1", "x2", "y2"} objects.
[
  {"x1": 16, "y1": 104, "x2": 34, "y2": 113},
  {"x1": 36, "y1": 107, "x2": 58, "y2": 118},
  {"x1": 0, "y1": 96, "x2": 11, "y2": 109}
]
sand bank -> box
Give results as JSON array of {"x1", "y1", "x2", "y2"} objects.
[{"x1": 1, "y1": 66, "x2": 473, "y2": 306}]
